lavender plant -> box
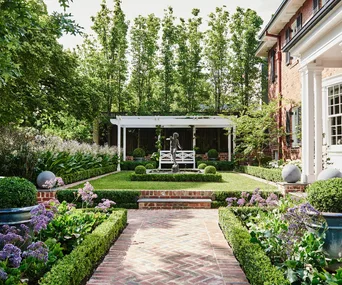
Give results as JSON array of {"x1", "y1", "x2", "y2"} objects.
[{"x1": 226, "y1": 188, "x2": 279, "y2": 207}]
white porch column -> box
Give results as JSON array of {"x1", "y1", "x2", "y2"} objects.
[
  {"x1": 314, "y1": 68, "x2": 324, "y2": 177},
  {"x1": 192, "y1": 126, "x2": 196, "y2": 150},
  {"x1": 123, "y1": 127, "x2": 127, "y2": 162},
  {"x1": 233, "y1": 126, "x2": 236, "y2": 156},
  {"x1": 117, "y1": 124, "x2": 121, "y2": 171},
  {"x1": 228, "y1": 127, "x2": 232, "y2": 161},
  {"x1": 301, "y1": 65, "x2": 315, "y2": 183}
]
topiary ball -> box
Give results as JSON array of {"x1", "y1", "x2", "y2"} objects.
[
  {"x1": 307, "y1": 178, "x2": 342, "y2": 212},
  {"x1": 317, "y1": 168, "x2": 342, "y2": 181},
  {"x1": 0, "y1": 177, "x2": 37, "y2": 208},
  {"x1": 145, "y1": 163, "x2": 154, "y2": 169},
  {"x1": 282, "y1": 164, "x2": 301, "y2": 183},
  {"x1": 135, "y1": 165, "x2": 146, "y2": 174},
  {"x1": 37, "y1": 171, "x2": 56, "y2": 189},
  {"x1": 132, "y1": 148, "x2": 145, "y2": 158},
  {"x1": 204, "y1": 166, "x2": 217, "y2": 174},
  {"x1": 207, "y1": 149, "x2": 218, "y2": 159},
  {"x1": 198, "y1": 163, "x2": 207, "y2": 170}
]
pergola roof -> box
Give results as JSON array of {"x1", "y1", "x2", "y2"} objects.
[{"x1": 110, "y1": 115, "x2": 234, "y2": 128}]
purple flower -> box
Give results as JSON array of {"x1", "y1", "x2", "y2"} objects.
[
  {"x1": 78, "y1": 182, "x2": 97, "y2": 206},
  {"x1": 241, "y1": 192, "x2": 250, "y2": 199},
  {"x1": 0, "y1": 244, "x2": 22, "y2": 268},
  {"x1": 0, "y1": 268, "x2": 7, "y2": 280},
  {"x1": 22, "y1": 241, "x2": 48, "y2": 262},
  {"x1": 0, "y1": 232, "x2": 24, "y2": 245},
  {"x1": 30, "y1": 203, "x2": 54, "y2": 233},
  {"x1": 237, "y1": 198, "x2": 246, "y2": 206},
  {"x1": 95, "y1": 199, "x2": 116, "y2": 212},
  {"x1": 226, "y1": 197, "x2": 237, "y2": 207}
]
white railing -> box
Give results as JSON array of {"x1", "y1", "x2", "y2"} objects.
[{"x1": 159, "y1": 150, "x2": 196, "y2": 169}]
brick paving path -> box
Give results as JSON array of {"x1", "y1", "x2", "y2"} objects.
[{"x1": 87, "y1": 210, "x2": 249, "y2": 285}]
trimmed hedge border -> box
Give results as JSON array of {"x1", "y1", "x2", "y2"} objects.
[
  {"x1": 120, "y1": 161, "x2": 157, "y2": 170},
  {"x1": 219, "y1": 208, "x2": 289, "y2": 285},
  {"x1": 39, "y1": 209, "x2": 127, "y2": 285},
  {"x1": 130, "y1": 173, "x2": 223, "y2": 182},
  {"x1": 197, "y1": 160, "x2": 235, "y2": 171},
  {"x1": 237, "y1": 166, "x2": 283, "y2": 182},
  {"x1": 56, "y1": 190, "x2": 141, "y2": 209},
  {"x1": 61, "y1": 165, "x2": 117, "y2": 185}
]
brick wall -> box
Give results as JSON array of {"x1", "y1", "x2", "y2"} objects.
[{"x1": 37, "y1": 190, "x2": 57, "y2": 203}]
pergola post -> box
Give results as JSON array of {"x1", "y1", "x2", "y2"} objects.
[
  {"x1": 123, "y1": 127, "x2": 127, "y2": 161},
  {"x1": 233, "y1": 126, "x2": 236, "y2": 156},
  {"x1": 314, "y1": 68, "x2": 323, "y2": 178},
  {"x1": 228, "y1": 127, "x2": 232, "y2": 161},
  {"x1": 117, "y1": 124, "x2": 121, "y2": 171},
  {"x1": 192, "y1": 126, "x2": 196, "y2": 169}
]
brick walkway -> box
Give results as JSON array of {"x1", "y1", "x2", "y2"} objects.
[{"x1": 87, "y1": 210, "x2": 249, "y2": 285}]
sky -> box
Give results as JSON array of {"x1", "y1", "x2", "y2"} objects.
[{"x1": 45, "y1": 0, "x2": 283, "y2": 50}]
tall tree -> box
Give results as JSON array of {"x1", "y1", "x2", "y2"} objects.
[
  {"x1": 204, "y1": 7, "x2": 230, "y2": 113},
  {"x1": 229, "y1": 7, "x2": 263, "y2": 112},
  {"x1": 176, "y1": 9, "x2": 207, "y2": 113},
  {"x1": 158, "y1": 7, "x2": 177, "y2": 113},
  {"x1": 129, "y1": 14, "x2": 160, "y2": 114}
]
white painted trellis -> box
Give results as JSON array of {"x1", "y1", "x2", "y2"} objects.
[{"x1": 110, "y1": 116, "x2": 235, "y2": 171}]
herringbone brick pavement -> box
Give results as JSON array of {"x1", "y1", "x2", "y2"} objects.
[{"x1": 87, "y1": 210, "x2": 249, "y2": 285}]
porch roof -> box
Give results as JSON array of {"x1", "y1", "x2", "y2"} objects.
[{"x1": 110, "y1": 116, "x2": 234, "y2": 129}]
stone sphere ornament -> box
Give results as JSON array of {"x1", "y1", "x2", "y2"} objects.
[
  {"x1": 282, "y1": 164, "x2": 301, "y2": 183},
  {"x1": 317, "y1": 168, "x2": 342, "y2": 181},
  {"x1": 36, "y1": 171, "x2": 56, "y2": 189}
]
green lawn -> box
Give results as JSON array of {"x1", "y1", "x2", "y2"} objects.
[{"x1": 70, "y1": 171, "x2": 277, "y2": 191}]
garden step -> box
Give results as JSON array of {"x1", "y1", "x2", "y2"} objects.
[
  {"x1": 138, "y1": 198, "x2": 212, "y2": 209},
  {"x1": 139, "y1": 190, "x2": 214, "y2": 199}
]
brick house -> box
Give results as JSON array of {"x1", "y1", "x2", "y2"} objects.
[{"x1": 256, "y1": 0, "x2": 342, "y2": 182}]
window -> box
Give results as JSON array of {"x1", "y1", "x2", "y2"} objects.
[
  {"x1": 292, "y1": 106, "x2": 301, "y2": 147},
  {"x1": 313, "y1": 0, "x2": 320, "y2": 13},
  {"x1": 270, "y1": 50, "x2": 276, "y2": 83},
  {"x1": 285, "y1": 27, "x2": 291, "y2": 44},
  {"x1": 286, "y1": 52, "x2": 291, "y2": 66},
  {"x1": 286, "y1": 111, "x2": 291, "y2": 147},
  {"x1": 328, "y1": 84, "x2": 342, "y2": 145},
  {"x1": 292, "y1": 13, "x2": 303, "y2": 36}
]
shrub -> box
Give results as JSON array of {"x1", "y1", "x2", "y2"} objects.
[
  {"x1": 120, "y1": 161, "x2": 157, "y2": 170},
  {"x1": 56, "y1": 190, "x2": 140, "y2": 209},
  {"x1": 0, "y1": 177, "x2": 37, "y2": 208},
  {"x1": 219, "y1": 208, "x2": 289, "y2": 285},
  {"x1": 39, "y1": 209, "x2": 127, "y2": 285},
  {"x1": 198, "y1": 163, "x2": 207, "y2": 169},
  {"x1": 306, "y1": 178, "x2": 342, "y2": 212},
  {"x1": 130, "y1": 173, "x2": 222, "y2": 182},
  {"x1": 135, "y1": 165, "x2": 146, "y2": 174},
  {"x1": 132, "y1": 148, "x2": 145, "y2": 158},
  {"x1": 197, "y1": 160, "x2": 235, "y2": 171},
  {"x1": 207, "y1": 149, "x2": 218, "y2": 159},
  {"x1": 204, "y1": 166, "x2": 217, "y2": 174},
  {"x1": 238, "y1": 166, "x2": 283, "y2": 182},
  {"x1": 145, "y1": 163, "x2": 154, "y2": 169}
]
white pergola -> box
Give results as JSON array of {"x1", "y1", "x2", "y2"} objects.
[{"x1": 110, "y1": 116, "x2": 235, "y2": 171}]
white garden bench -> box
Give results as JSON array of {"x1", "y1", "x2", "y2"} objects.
[{"x1": 158, "y1": 150, "x2": 196, "y2": 169}]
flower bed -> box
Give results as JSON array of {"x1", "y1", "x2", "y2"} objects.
[{"x1": 130, "y1": 173, "x2": 223, "y2": 182}]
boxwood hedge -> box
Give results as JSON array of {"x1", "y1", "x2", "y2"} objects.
[
  {"x1": 219, "y1": 208, "x2": 289, "y2": 285},
  {"x1": 197, "y1": 160, "x2": 235, "y2": 171},
  {"x1": 237, "y1": 166, "x2": 283, "y2": 182},
  {"x1": 130, "y1": 173, "x2": 222, "y2": 182},
  {"x1": 120, "y1": 161, "x2": 157, "y2": 170},
  {"x1": 39, "y1": 209, "x2": 127, "y2": 285}
]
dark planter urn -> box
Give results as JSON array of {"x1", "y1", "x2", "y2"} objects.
[{"x1": 0, "y1": 205, "x2": 37, "y2": 225}]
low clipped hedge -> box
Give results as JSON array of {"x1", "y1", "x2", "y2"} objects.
[
  {"x1": 56, "y1": 190, "x2": 141, "y2": 209},
  {"x1": 130, "y1": 173, "x2": 222, "y2": 182},
  {"x1": 120, "y1": 161, "x2": 157, "y2": 170},
  {"x1": 61, "y1": 165, "x2": 117, "y2": 185},
  {"x1": 237, "y1": 166, "x2": 283, "y2": 182},
  {"x1": 219, "y1": 208, "x2": 289, "y2": 285},
  {"x1": 197, "y1": 161, "x2": 235, "y2": 171},
  {"x1": 39, "y1": 209, "x2": 127, "y2": 285}
]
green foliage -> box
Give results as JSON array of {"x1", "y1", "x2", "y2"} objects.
[
  {"x1": 132, "y1": 148, "x2": 146, "y2": 157},
  {"x1": 120, "y1": 161, "x2": 157, "y2": 170},
  {"x1": 0, "y1": 177, "x2": 37, "y2": 208},
  {"x1": 204, "y1": 166, "x2": 217, "y2": 174},
  {"x1": 56, "y1": 189, "x2": 140, "y2": 209},
  {"x1": 219, "y1": 208, "x2": 289, "y2": 285},
  {"x1": 61, "y1": 165, "x2": 117, "y2": 185},
  {"x1": 197, "y1": 160, "x2": 235, "y2": 171},
  {"x1": 207, "y1": 149, "x2": 218, "y2": 159},
  {"x1": 145, "y1": 163, "x2": 155, "y2": 169},
  {"x1": 307, "y1": 178, "x2": 342, "y2": 213},
  {"x1": 198, "y1": 163, "x2": 207, "y2": 169},
  {"x1": 39, "y1": 209, "x2": 127, "y2": 285},
  {"x1": 135, "y1": 165, "x2": 146, "y2": 175},
  {"x1": 238, "y1": 166, "x2": 283, "y2": 182},
  {"x1": 131, "y1": 173, "x2": 222, "y2": 182}
]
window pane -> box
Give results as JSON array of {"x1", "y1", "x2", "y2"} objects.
[
  {"x1": 329, "y1": 87, "x2": 334, "y2": 96},
  {"x1": 335, "y1": 85, "x2": 340, "y2": 94}
]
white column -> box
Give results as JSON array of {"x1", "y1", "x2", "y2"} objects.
[
  {"x1": 123, "y1": 127, "x2": 127, "y2": 161},
  {"x1": 117, "y1": 124, "x2": 121, "y2": 171},
  {"x1": 192, "y1": 126, "x2": 196, "y2": 169},
  {"x1": 228, "y1": 127, "x2": 232, "y2": 161},
  {"x1": 301, "y1": 65, "x2": 315, "y2": 183},
  {"x1": 233, "y1": 126, "x2": 236, "y2": 156},
  {"x1": 314, "y1": 68, "x2": 324, "y2": 177}
]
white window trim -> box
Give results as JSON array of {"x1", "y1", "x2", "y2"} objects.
[
  {"x1": 323, "y1": 74, "x2": 342, "y2": 152},
  {"x1": 291, "y1": 106, "x2": 301, "y2": 148}
]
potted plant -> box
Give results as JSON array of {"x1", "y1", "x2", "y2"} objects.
[
  {"x1": 132, "y1": 148, "x2": 145, "y2": 161},
  {"x1": 306, "y1": 178, "x2": 342, "y2": 259},
  {"x1": 0, "y1": 177, "x2": 38, "y2": 225},
  {"x1": 207, "y1": 149, "x2": 218, "y2": 161}
]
